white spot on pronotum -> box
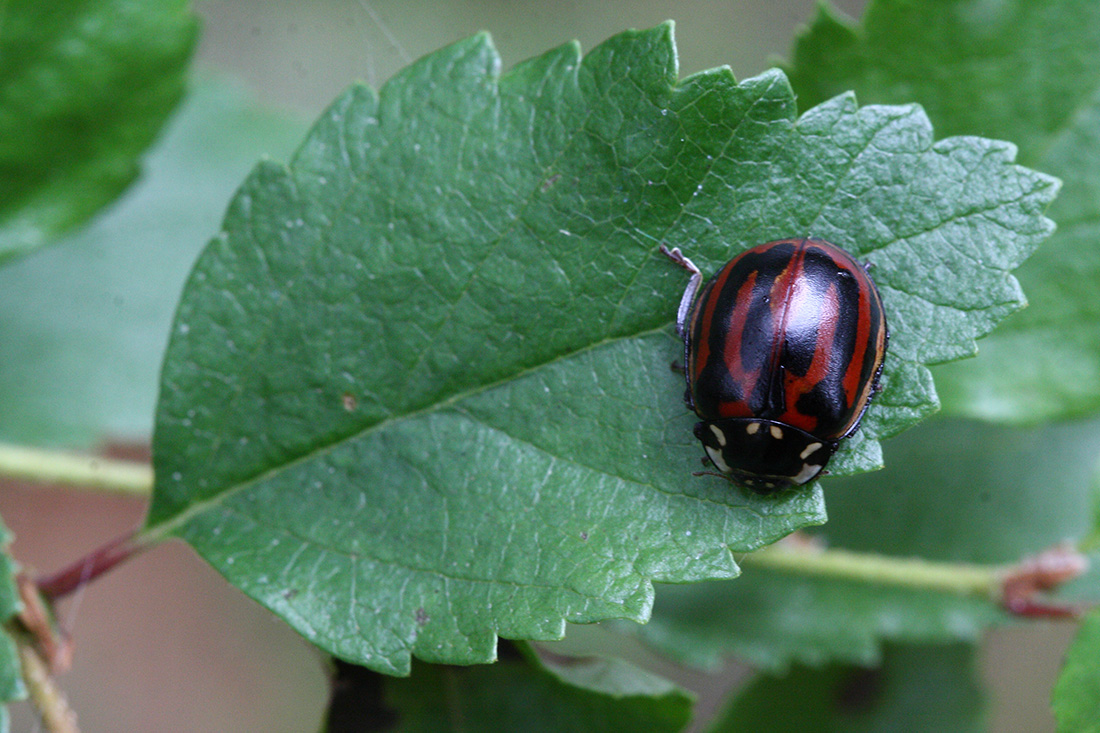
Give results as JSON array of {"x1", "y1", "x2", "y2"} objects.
[
  {"x1": 746, "y1": 422, "x2": 761, "y2": 435},
  {"x1": 800, "y1": 442, "x2": 823, "y2": 460},
  {"x1": 769, "y1": 425, "x2": 784, "y2": 440},
  {"x1": 705, "y1": 446, "x2": 731, "y2": 473},
  {"x1": 793, "y1": 462, "x2": 822, "y2": 484},
  {"x1": 709, "y1": 424, "x2": 727, "y2": 446}
]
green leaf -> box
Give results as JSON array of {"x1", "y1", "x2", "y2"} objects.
[
  {"x1": 0, "y1": 79, "x2": 307, "y2": 446},
  {"x1": 820, "y1": 417, "x2": 1100, "y2": 563},
  {"x1": 712, "y1": 644, "x2": 984, "y2": 733},
  {"x1": 326, "y1": 643, "x2": 692, "y2": 732},
  {"x1": 635, "y1": 417, "x2": 1100, "y2": 671},
  {"x1": 1057, "y1": 552, "x2": 1100, "y2": 605},
  {"x1": 1053, "y1": 609, "x2": 1100, "y2": 733},
  {"x1": 0, "y1": 517, "x2": 26, "y2": 717},
  {"x1": 147, "y1": 26, "x2": 1056, "y2": 674},
  {"x1": 0, "y1": 0, "x2": 198, "y2": 261},
  {"x1": 637, "y1": 568, "x2": 1005, "y2": 673},
  {"x1": 786, "y1": 0, "x2": 1100, "y2": 423}
]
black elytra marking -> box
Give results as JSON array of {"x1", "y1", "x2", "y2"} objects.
[{"x1": 795, "y1": 380, "x2": 844, "y2": 430}]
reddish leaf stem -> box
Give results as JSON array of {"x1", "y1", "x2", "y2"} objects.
[
  {"x1": 1000, "y1": 543, "x2": 1089, "y2": 619},
  {"x1": 36, "y1": 528, "x2": 147, "y2": 600},
  {"x1": 17, "y1": 574, "x2": 73, "y2": 673}
]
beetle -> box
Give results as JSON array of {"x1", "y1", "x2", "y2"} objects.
[{"x1": 660, "y1": 237, "x2": 887, "y2": 494}]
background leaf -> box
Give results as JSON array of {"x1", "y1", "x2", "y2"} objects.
[
  {"x1": 786, "y1": 0, "x2": 1100, "y2": 423},
  {"x1": 819, "y1": 418, "x2": 1100, "y2": 562},
  {"x1": 0, "y1": 516, "x2": 26, "y2": 725},
  {"x1": 635, "y1": 569, "x2": 1006, "y2": 673},
  {"x1": 0, "y1": 0, "x2": 198, "y2": 261},
  {"x1": 147, "y1": 25, "x2": 1056, "y2": 675},
  {"x1": 711, "y1": 644, "x2": 984, "y2": 733},
  {"x1": 636, "y1": 417, "x2": 1100, "y2": 671},
  {"x1": 1053, "y1": 609, "x2": 1100, "y2": 733},
  {"x1": 326, "y1": 642, "x2": 692, "y2": 732},
  {"x1": 0, "y1": 79, "x2": 307, "y2": 447}
]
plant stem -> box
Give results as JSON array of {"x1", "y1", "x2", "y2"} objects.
[
  {"x1": 0, "y1": 443, "x2": 152, "y2": 495},
  {"x1": 36, "y1": 530, "x2": 148, "y2": 601},
  {"x1": 19, "y1": 638, "x2": 79, "y2": 733},
  {"x1": 743, "y1": 543, "x2": 1004, "y2": 599}
]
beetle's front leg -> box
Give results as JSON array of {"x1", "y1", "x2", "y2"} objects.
[{"x1": 659, "y1": 244, "x2": 702, "y2": 337}]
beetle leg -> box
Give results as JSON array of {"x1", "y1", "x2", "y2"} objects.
[{"x1": 659, "y1": 244, "x2": 702, "y2": 336}]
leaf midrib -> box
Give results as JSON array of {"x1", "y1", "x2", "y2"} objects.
[{"x1": 142, "y1": 319, "x2": 678, "y2": 544}]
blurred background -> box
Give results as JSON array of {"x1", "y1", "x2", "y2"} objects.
[
  {"x1": 3, "y1": 0, "x2": 1076, "y2": 730},
  {"x1": 199, "y1": 0, "x2": 866, "y2": 114}
]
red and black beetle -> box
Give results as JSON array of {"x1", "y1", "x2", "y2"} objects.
[{"x1": 661, "y1": 238, "x2": 887, "y2": 494}]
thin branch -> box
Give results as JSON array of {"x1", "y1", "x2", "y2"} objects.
[
  {"x1": 16, "y1": 575, "x2": 72, "y2": 674},
  {"x1": 0, "y1": 443, "x2": 152, "y2": 496},
  {"x1": 744, "y1": 543, "x2": 1003, "y2": 597},
  {"x1": 19, "y1": 638, "x2": 79, "y2": 733},
  {"x1": 36, "y1": 529, "x2": 149, "y2": 601},
  {"x1": 742, "y1": 540, "x2": 1090, "y2": 617}
]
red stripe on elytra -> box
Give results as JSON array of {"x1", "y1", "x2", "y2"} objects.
[
  {"x1": 785, "y1": 277, "x2": 840, "y2": 432},
  {"x1": 840, "y1": 277, "x2": 874, "y2": 428},
  {"x1": 689, "y1": 271, "x2": 727, "y2": 389},
  {"x1": 846, "y1": 277, "x2": 886, "y2": 433},
  {"x1": 717, "y1": 270, "x2": 761, "y2": 418},
  {"x1": 766, "y1": 240, "x2": 808, "y2": 423}
]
